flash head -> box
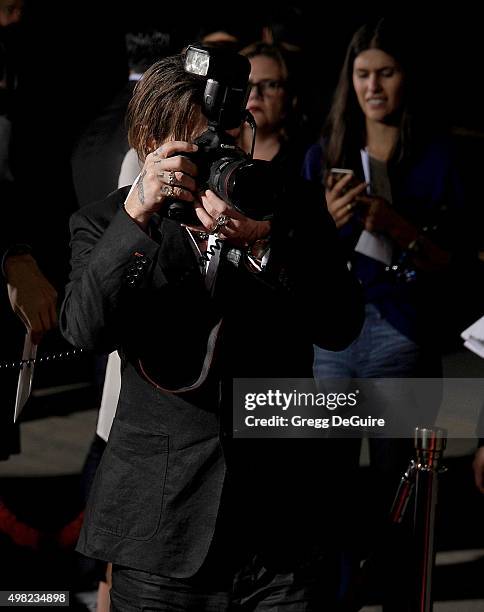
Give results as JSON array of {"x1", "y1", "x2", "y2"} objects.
[
  {"x1": 184, "y1": 46, "x2": 210, "y2": 77},
  {"x1": 183, "y1": 44, "x2": 251, "y2": 129}
]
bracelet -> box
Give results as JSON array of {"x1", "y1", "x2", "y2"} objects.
[
  {"x1": 247, "y1": 238, "x2": 271, "y2": 259},
  {"x1": 245, "y1": 237, "x2": 271, "y2": 273},
  {"x1": 407, "y1": 234, "x2": 425, "y2": 254}
]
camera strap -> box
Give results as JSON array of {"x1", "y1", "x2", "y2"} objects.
[
  {"x1": 138, "y1": 318, "x2": 223, "y2": 394},
  {"x1": 204, "y1": 234, "x2": 222, "y2": 293},
  {"x1": 186, "y1": 229, "x2": 222, "y2": 296}
]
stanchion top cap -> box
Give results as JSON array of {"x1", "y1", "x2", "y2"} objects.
[{"x1": 414, "y1": 427, "x2": 447, "y2": 451}]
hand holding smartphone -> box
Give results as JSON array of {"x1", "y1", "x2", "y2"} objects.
[
  {"x1": 325, "y1": 167, "x2": 369, "y2": 228},
  {"x1": 328, "y1": 168, "x2": 359, "y2": 194}
]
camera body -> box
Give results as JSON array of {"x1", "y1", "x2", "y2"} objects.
[
  {"x1": 164, "y1": 45, "x2": 279, "y2": 226},
  {"x1": 167, "y1": 126, "x2": 278, "y2": 225}
]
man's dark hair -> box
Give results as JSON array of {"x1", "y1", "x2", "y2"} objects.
[{"x1": 126, "y1": 54, "x2": 205, "y2": 160}]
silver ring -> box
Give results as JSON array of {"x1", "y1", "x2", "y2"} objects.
[
  {"x1": 162, "y1": 184, "x2": 175, "y2": 197},
  {"x1": 168, "y1": 171, "x2": 176, "y2": 186},
  {"x1": 215, "y1": 214, "x2": 229, "y2": 228},
  {"x1": 209, "y1": 214, "x2": 229, "y2": 235}
]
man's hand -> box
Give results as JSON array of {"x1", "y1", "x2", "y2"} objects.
[
  {"x1": 124, "y1": 141, "x2": 199, "y2": 229},
  {"x1": 472, "y1": 447, "x2": 484, "y2": 494},
  {"x1": 5, "y1": 254, "x2": 58, "y2": 344},
  {"x1": 190, "y1": 189, "x2": 271, "y2": 247}
]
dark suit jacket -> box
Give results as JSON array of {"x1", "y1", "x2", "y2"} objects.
[{"x1": 60, "y1": 180, "x2": 364, "y2": 577}]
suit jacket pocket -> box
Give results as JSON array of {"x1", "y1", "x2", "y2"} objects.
[{"x1": 89, "y1": 419, "x2": 168, "y2": 540}]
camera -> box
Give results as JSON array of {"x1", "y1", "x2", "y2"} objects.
[{"x1": 164, "y1": 45, "x2": 280, "y2": 225}]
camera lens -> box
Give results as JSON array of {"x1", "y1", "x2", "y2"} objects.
[{"x1": 209, "y1": 158, "x2": 277, "y2": 220}]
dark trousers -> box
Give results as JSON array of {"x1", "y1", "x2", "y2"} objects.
[{"x1": 111, "y1": 551, "x2": 339, "y2": 611}]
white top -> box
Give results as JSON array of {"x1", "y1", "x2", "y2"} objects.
[{"x1": 118, "y1": 148, "x2": 142, "y2": 188}]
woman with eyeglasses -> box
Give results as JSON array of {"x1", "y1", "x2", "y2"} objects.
[{"x1": 238, "y1": 42, "x2": 309, "y2": 175}]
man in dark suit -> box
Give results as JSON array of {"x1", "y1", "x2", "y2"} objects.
[{"x1": 61, "y1": 51, "x2": 364, "y2": 610}]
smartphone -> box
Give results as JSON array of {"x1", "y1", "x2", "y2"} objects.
[
  {"x1": 330, "y1": 168, "x2": 354, "y2": 179},
  {"x1": 328, "y1": 168, "x2": 359, "y2": 195},
  {"x1": 329, "y1": 168, "x2": 356, "y2": 186}
]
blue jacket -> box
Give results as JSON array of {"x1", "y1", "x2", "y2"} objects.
[{"x1": 302, "y1": 137, "x2": 469, "y2": 343}]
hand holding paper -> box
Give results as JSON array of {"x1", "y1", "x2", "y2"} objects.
[{"x1": 14, "y1": 332, "x2": 37, "y2": 423}]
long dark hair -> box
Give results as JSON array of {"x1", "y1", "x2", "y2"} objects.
[{"x1": 325, "y1": 18, "x2": 419, "y2": 174}]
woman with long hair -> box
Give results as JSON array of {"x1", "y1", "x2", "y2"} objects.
[
  {"x1": 303, "y1": 17, "x2": 470, "y2": 609},
  {"x1": 305, "y1": 17, "x2": 467, "y2": 424}
]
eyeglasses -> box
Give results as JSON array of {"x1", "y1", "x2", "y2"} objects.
[{"x1": 248, "y1": 79, "x2": 285, "y2": 97}]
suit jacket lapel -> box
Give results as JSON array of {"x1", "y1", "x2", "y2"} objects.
[{"x1": 150, "y1": 216, "x2": 205, "y2": 290}]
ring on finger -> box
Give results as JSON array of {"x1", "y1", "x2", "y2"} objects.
[
  {"x1": 157, "y1": 170, "x2": 177, "y2": 185},
  {"x1": 216, "y1": 214, "x2": 229, "y2": 227},
  {"x1": 210, "y1": 214, "x2": 230, "y2": 234},
  {"x1": 162, "y1": 184, "x2": 175, "y2": 197}
]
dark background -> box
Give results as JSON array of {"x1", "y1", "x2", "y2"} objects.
[
  {"x1": 11, "y1": 2, "x2": 484, "y2": 243},
  {"x1": 1, "y1": 3, "x2": 484, "y2": 604},
  {"x1": 15, "y1": 3, "x2": 484, "y2": 135},
  {"x1": 5, "y1": 1, "x2": 484, "y2": 425}
]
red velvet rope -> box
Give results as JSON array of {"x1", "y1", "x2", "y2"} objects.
[{"x1": 0, "y1": 499, "x2": 84, "y2": 551}]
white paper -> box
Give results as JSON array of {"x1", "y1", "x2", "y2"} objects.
[
  {"x1": 354, "y1": 230, "x2": 393, "y2": 266},
  {"x1": 360, "y1": 148, "x2": 371, "y2": 193},
  {"x1": 463, "y1": 338, "x2": 484, "y2": 359},
  {"x1": 354, "y1": 148, "x2": 393, "y2": 266},
  {"x1": 14, "y1": 333, "x2": 37, "y2": 423},
  {"x1": 461, "y1": 315, "x2": 484, "y2": 359},
  {"x1": 461, "y1": 315, "x2": 484, "y2": 342},
  {"x1": 96, "y1": 351, "x2": 122, "y2": 442}
]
